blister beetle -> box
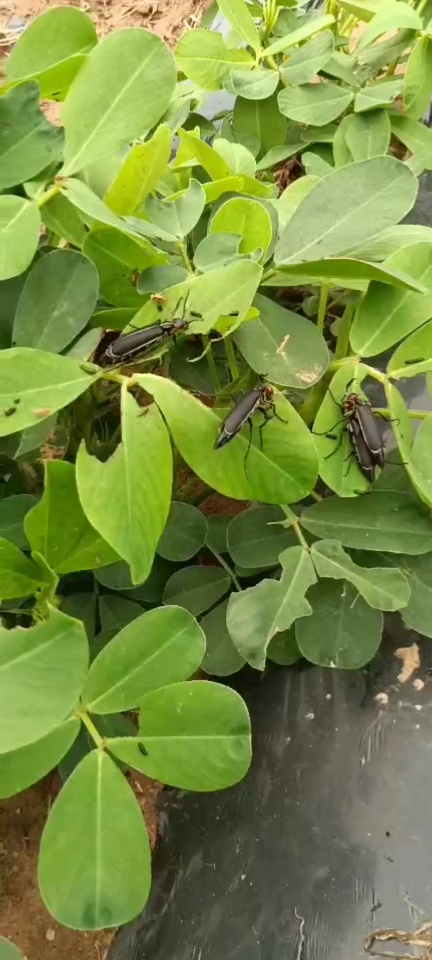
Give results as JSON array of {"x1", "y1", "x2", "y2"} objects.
[
  {"x1": 215, "y1": 383, "x2": 287, "y2": 473},
  {"x1": 317, "y1": 379, "x2": 385, "y2": 484},
  {"x1": 98, "y1": 295, "x2": 203, "y2": 368}
]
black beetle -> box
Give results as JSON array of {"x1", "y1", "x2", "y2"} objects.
[
  {"x1": 98, "y1": 295, "x2": 204, "y2": 367},
  {"x1": 215, "y1": 383, "x2": 287, "y2": 472}
]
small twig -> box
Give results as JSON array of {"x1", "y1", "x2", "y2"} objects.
[{"x1": 295, "y1": 908, "x2": 306, "y2": 960}]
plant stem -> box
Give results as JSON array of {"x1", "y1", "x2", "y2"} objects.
[
  {"x1": 225, "y1": 336, "x2": 240, "y2": 381},
  {"x1": 281, "y1": 505, "x2": 310, "y2": 549},
  {"x1": 204, "y1": 336, "x2": 221, "y2": 393},
  {"x1": 37, "y1": 182, "x2": 61, "y2": 208},
  {"x1": 208, "y1": 546, "x2": 242, "y2": 592},
  {"x1": 374, "y1": 406, "x2": 430, "y2": 420},
  {"x1": 177, "y1": 241, "x2": 194, "y2": 273},
  {"x1": 317, "y1": 284, "x2": 329, "y2": 335},
  {"x1": 334, "y1": 303, "x2": 354, "y2": 360},
  {"x1": 265, "y1": 52, "x2": 279, "y2": 70},
  {"x1": 78, "y1": 709, "x2": 105, "y2": 748}
]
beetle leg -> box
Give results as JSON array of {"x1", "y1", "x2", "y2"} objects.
[
  {"x1": 244, "y1": 420, "x2": 254, "y2": 477},
  {"x1": 313, "y1": 416, "x2": 347, "y2": 435},
  {"x1": 268, "y1": 401, "x2": 288, "y2": 425},
  {"x1": 324, "y1": 428, "x2": 345, "y2": 459}
]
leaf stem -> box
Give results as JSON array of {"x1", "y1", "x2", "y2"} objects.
[
  {"x1": 374, "y1": 406, "x2": 430, "y2": 420},
  {"x1": 208, "y1": 545, "x2": 242, "y2": 592},
  {"x1": 281, "y1": 505, "x2": 310, "y2": 550},
  {"x1": 177, "y1": 241, "x2": 194, "y2": 273},
  {"x1": 317, "y1": 284, "x2": 329, "y2": 335},
  {"x1": 77, "y1": 709, "x2": 105, "y2": 748},
  {"x1": 225, "y1": 336, "x2": 240, "y2": 381},
  {"x1": 204, "y1": 337, "x2": 221, "y2": 393},
  {"x1": 36, "y1": 182, "x2": 62, "y2": 208},
  {"x1": 334, "y1": 303, "x2": 354, "y2": 360}
]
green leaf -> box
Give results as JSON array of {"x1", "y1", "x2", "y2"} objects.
[
  {"x1": 332, "y1": 114, "x2": 354, "y2": 166},
  {"x1": 194, "y1": 233, "x2": 245, "y2": 272},
  {"x1": 157, "y1": 501, "x2": 207, "y2": 561},
  {"x1": 256, "y1": 142, "x2": 305, "y2": 172},
  {"x1": 302, "y1": 151, "x2": 333, "y2": 178},
  {"x1": 350, "y1": 242, "x2": 432, "y2": 356},
  {"x1": 275, "y1": 157, "x2": 417, "y2": 265},
  {"x1": 404, "y1": 36, "x2": 432, "y2": 120},
  {"x1": 302, "y1": 492, "x2": 432, "y2": 554},
  {"x1": 336, "y1": 0, "x2": 385, "y2": 19},
  {"x1": 389, "y1": 320, "x2": 432, "y2": 376},
  {"x1": 269, "y1": 256, "x2": 425, "y2": 291},
  {"x1": 0, "y1": 717, "x2": 80, "y2": 800},
  {"x1": 310, "y1": 539, "x2": 410, "y2": 611},
  {"x1": 359, "y1": 71, "x2": 401, "y2": 118},
  {"x1": 278, "y1": 82, "x2": 353, "y2": 127},
  {"x1": 25, "y1": 461, "x2": 118, "y2": 575},
  {"x1": 82, "y1": 606, "x2": 205, "y2": 713},
  {"x1": 0, "y1": 83, "x2": 64, "y2": 191},
  {"x1": 138, "y1": 372, "x2": 318, "y2": 505},
  {"x1": 201, "y1": 598, "x2": 245, "y2": 676},
  {"x1": 175, "y1": 29, "x2": 253, "y2": 90},
  {"x1": 205, "y1": 516, "x2": 229, "y2": 555},
  {"x1": 229, "y1": 68, "x2": 278, "y2": 100},
  {"x1": 408, "y1": 415, "x2": 432, "y2": 508},
  {"x1": 267, "y1": 627, "x2": 301, "y2": 666},
  {"x1": 226, "y1": 546, "x2": 316, "y2": 669},
  {"x1": 212, "y1": 139, "x2": 257, "y2": 177},
  {"x1": 176, "y1": 129, "x2": 229, "y2": 180},
  {"x1": 124, "y1": 556, "x2": 172, "y2": 605},
  {"x1": 0, "y1": 939, "x2": 24, "y2": 960},
  {"x1": 62, "y1": 29, "x2": 176, "y2": 175},
  {"x1": 83, "y1": 227, "x2": 165, "y2": 308},
  {"x1": 105, "y1": 124, "x2": 172, "y2": 216},
  {"x1": 279, "y1": 29, "x2": 334, "y2": 84},
  {"x1": 163, "y1": 566, "x2": 230, "y2": 615},
  {"x1": 13, "y1": 250, "x2": 99, "y2": 354},
  {"x1": 137, "y1": 264, "x2": 189, "y2": 294},
  {"x1": 146, "y1": 179, "x2": 205, "y2": 240},
  {"x1": 42, "y1": 193, "x2": 86, "y2": 247},
  {"x1": 0, "y1": 537, "x2": 49, "y2": 599},
  {"x1": 295, "y1": 579, "x2": 383, "y2": 668},
  {"x1": 0, "y1": 494, "x2": 37, "y2": 549},
  {"x1": 313, "y1": 363, "x2": 373, "y2": 497},
  {"x1": 210, "y1": 197, "x2": 272, "y2": 258},
  {"x1": 271, "y1": 175, "x2": 319, "y2": 232},
  {"x1": 0, "y1": 348, "x2": 99, "y2": 437},
  {"x1": 215, "y1": 0, "x2": 261, "y2": 51},
  {"x1": 344, "y1": 109, "x2": 391, "y2": 161},
  {"x1": 0, "y1": 196, "x2": 41, "y2": 282},
  {"x1": 348, "y1": 224, "x2": 432, "y2": 261},
  {"x1": 356, "y1": 2, "x2": 421, "y2": 53},
  {"x1": 265, "y1": 13, "x2": 335, "y2": 56},
  {"x1": 232, "y1": 91, "x2": 286, "y2": 158},
  {"x1": 131, "y1": 259, "x2": 262, "y2": 336},
  {"x1": 394, "y1": 553, "x2": 432, "y2": 638},
  {"x1": 234, "y1": 294, "x2": 328, "y2": 389},
  {"x1": 227, "y1": 505, "x2": 297, "y2": 567},
  {"x1": 99, "y1": 595, "x2": 143, "y2": 631},
  {"x1": 0, "y1": 607, "x2": 88, "y2": 754},
  {"x1": 38, "y1": 750, "x2": 151, "y2": 929},
  {"x1": 62, "y1": 593, "x2": 97, "y2": 641},
  {"x1": 108, "y1": 680, "x2": 251, "y2": 790},
  {"x1": 94, "y1": 561, "x2": 137, "y2": 591},
  {"x1": 76, "y1": 388, "x2": 172, "y2": 584},
  {"x1": 391, "y1": 114, "x2": 432, "y2": 170},
  {"x1": 4, "y1": 7, "x2": 97, "y2": 99}
]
